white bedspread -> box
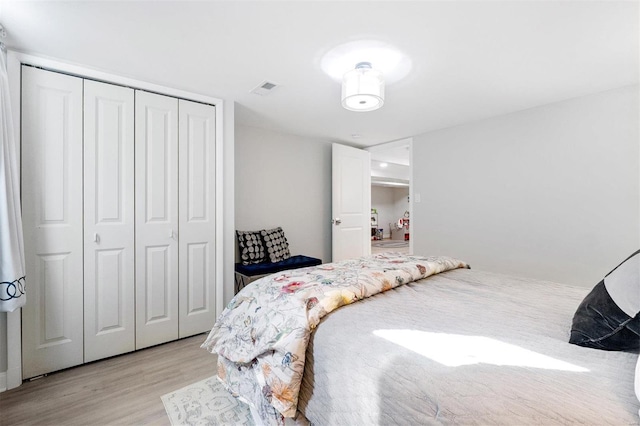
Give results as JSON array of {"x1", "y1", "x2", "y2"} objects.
[{"x1": 298, "y1": 268, "x2": 639, "y2": 425}]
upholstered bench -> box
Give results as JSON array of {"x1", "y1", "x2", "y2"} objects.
[
  {"x1": 234, "y1": 255, "x2": 322, "y2": 293},
  {"x1": 234, "y1": 227, "x2": 322, "y2": 294}
]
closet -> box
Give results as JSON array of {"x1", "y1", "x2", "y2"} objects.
[{"x1": 21, "y1": 66, "x2": 217, "y2": 378}]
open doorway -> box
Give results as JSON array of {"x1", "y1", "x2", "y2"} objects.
[{"x1": 366, "y1": 138, "x2": 412, "y2": 254}]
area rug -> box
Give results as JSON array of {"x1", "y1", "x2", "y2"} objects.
[
  {"x1": 372, "y1": 240, "x2": 409, "y2": 248},
  {"x1": 162, "y1": 376, "x2": 254, "y2": 426}
]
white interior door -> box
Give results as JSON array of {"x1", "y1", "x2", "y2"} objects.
[
  {"x1": 178, "y1": 100, "x2": 217, "y2": 338},
  {"x1": 135, "y1": 91, "x2": 179, "y2": 349},
  {"x1": 21, "y1": 66, "x2": 84, "y2": 378},
  {"x1": 83, "y1": 80, "x2": 135, "y2": 362},
  {"x1": 332, "y1": 143, "x2": 371, "y2": 262}
]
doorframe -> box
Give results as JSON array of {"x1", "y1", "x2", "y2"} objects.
[
  {"x1": 366, "y1": 137, "x2": 413, "y2": 254},
  {"x1": 5, "y1": 50, "x2": 226, "y2": 389}
]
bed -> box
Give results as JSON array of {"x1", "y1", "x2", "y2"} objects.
[{"x1": 202, "y1": 253, "x2": 640, "y2": 425}]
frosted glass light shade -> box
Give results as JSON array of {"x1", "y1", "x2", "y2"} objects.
[{"x1": 341, "y1": 62, "x2": 385, "y2": 112}]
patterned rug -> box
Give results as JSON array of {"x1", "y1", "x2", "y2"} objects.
[
  {"x1": 372, "y1": 240, "x2": 409, "y2": 248},
  {"x1": 162, "y1": 376, "x2": 254, "y2": 426}
]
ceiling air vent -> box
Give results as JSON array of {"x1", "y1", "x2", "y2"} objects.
[{"x1": 250, "y1": 80, "x2": 279, "y2": 96}]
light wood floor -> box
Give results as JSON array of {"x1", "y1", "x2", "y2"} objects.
[
  {"x1": 0, "y1": 334, "x2": 217, "y2": 425},
  {"x1": 370, "y1": 240, "x2": 410, "y2": 255}
]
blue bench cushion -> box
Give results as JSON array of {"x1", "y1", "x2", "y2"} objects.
[{"x1": 235, "y1": 255, "x2": 322, "y2": 277}]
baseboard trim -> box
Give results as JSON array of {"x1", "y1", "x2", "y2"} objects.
[{"x1": 0, "y1": 371, "x2": 7, "y2": 393}]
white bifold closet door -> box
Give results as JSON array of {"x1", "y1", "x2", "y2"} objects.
[
  {"x1": 135, "y1": 91, "x2": 179, "y2": 349},
  {"x1": 20, "y1": 68, "x2": 218, "y2": 376},
  {"x1": 83, "y1": 80, "x2": 135, "y2": 362},
  {"x1": 178, "y1": 100, "x2": 217, "y2": 338},
  {"x1": 21, "y1": 66, "x2": 84, "y2": 378}
]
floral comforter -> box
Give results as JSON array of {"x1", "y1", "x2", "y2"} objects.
[{"x1": 201, "y1": 253, "x2": 469, "y2": 419}]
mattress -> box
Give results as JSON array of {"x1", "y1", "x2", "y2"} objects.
[{"x1": 297, "y1": 268, "x2": 639, "y2": 425}]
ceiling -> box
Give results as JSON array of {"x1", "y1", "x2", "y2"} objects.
[{"x1": 0, "y1": 1, "x2": 637, "y2": 148}]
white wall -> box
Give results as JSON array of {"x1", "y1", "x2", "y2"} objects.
[
  {"x1": 413, "y1": 85, "x2": 639, "y2": 287},
  {"x1": 235, "y1": 125, "x2": 332, "y2": 263},
  {"x1": 372, "y1": 186, "x2": 409, "y2": 238},
  {"x1": 393, "y1": 188, "x2": 410, "y2": 224},
  {"x1": 371, "y1": 186, "x2": 394, "y2": 238}
]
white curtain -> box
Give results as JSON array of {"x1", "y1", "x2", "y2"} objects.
[{"x1": 0, "y1": 46, "x2": 26, "y2": 312}]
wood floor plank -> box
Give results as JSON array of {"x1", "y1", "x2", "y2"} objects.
[{"x1": 0, "y1": 334, "x2": 218, "y2": 425}]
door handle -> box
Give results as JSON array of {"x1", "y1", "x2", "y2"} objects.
[
  {"x1": 332, "y1": 218, "x2": 342, "y2": 225},
  {"x1": 93, "y1": 233, "x2": 100, "y2": 244}
]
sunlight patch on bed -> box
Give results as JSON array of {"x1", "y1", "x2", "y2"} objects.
[{"x1": 373, "y1": 330, "x2": 589, "y2": 372}]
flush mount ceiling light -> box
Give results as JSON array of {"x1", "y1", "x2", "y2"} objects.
[
  {"x1": 342, "y1": 62, "x2": 384, "y2": 112},
  {"x1": 321, "y1": 40, "x2": 411, "y2": 112}
]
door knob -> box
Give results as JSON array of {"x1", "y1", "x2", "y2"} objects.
[{"x1": 332, "y1": 218, "x2": 342, "y2": 225}]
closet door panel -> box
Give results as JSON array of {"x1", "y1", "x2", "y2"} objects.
[
  {"x1": 21, "y1": 66, "x2": 84, "y2": 379},
  {"x1": 135, "y1": 91, "x2": 179, "y2": 349},
  {"x1": 83, "y1": 80, "x2": 135, "y2": 362},
  {"x1": 178, "y1": 100, "x2": 217, "y2": 337}
]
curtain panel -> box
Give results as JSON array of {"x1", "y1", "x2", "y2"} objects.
[{"x1": 0, "y1": 46, "x2": 26, "y2": 312}]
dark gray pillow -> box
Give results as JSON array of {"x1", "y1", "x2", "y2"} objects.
[
  {"x1": 260, "y1": 227, "x2": 291, "y2": 263},
  {"x1": 569, "y1": 250, "x2": 640, "y2": 351},
  {"x1": 236, "y1": 230, "x2": 266, "y2": 265}
]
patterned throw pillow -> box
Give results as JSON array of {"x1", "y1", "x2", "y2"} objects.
[
  {"x1": 236, "y1": 231, "x2": 266, "y2": 265},
  {"x1": 260, "y1": 227, "x2": 291, "y2": 263}
]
